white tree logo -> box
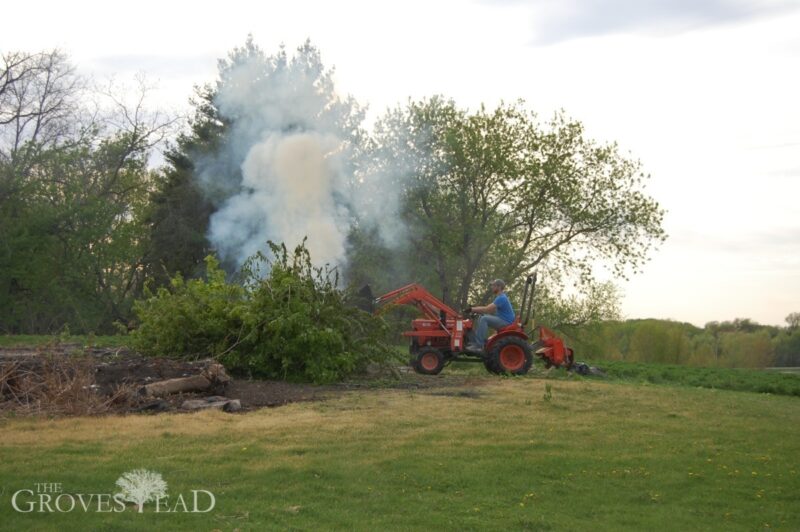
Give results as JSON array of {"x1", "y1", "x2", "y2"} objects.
[{"x1": 115, "y1": 469, "x2": 168, "y2": 512}]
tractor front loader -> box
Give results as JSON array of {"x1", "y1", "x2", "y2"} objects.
[{"x1": 371, "y1": 274, "x2": 574, "y2": 375}]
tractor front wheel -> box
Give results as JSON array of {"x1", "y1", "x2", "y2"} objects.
[
  {"x1": 488, "y1": 337, "x2": 533, "y2": 375},
  {"x1": 412, "y1": 347, "x2": 445, "y2": 375}
]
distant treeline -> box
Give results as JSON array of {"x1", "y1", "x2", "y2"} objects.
[{"x1": 564, "y1": 317, "x2": 800, "y2": 368}]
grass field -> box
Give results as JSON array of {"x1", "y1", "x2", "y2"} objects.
[
  {"x1": 580, "y1": 360, "x2": 800, "y2": 397},
  {"x1": 1, "y1": 376, "x2": 798, "y2": 531},
  {"x1": 445, "y1": 358, "x2": 800, "y2": 398}
]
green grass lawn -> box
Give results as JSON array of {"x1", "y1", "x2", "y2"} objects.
[
  {"x1": 443, "y1": 358, "x2": 800, "y2": 397},
  {"x1": 1, "y1": 378, "x2": 798, "y2": 531},
  {"x1": 580, "y1": 360, "x2": 800, "y2": 397}
]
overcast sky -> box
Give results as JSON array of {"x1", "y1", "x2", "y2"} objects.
[{"x1": 2, "y1": 0, "x2": 798, "y2": 326}]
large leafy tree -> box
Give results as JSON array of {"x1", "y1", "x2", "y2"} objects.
[
  {"x1": 144, "y1": 84, "x2": 220, "y2": 285},
  {"x1": 359, "y1": 97, "x2": 666, "y2": 314},
  {"x1": 0, "y1": 50, "x2": 172, "y2": 333}
]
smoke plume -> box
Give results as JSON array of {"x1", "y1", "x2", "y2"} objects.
[{"x1": 197, "y1": 40, "x2": 393, "y2": 269}]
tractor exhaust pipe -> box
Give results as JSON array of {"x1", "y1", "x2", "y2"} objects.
[
  {"x1": 522, "y1": 273, "x2": 537, "y2": 327},
  {"x1": 520, "y1": 277, "x2": 530, "y2": 321}
]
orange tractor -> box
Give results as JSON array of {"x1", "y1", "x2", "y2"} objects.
[{"x1": 372, "y1": 274, "x2": 574, "y2": 375}]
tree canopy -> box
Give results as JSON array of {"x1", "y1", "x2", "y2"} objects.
[
  {"x1": 0, "y1": 50, "x2": 174, "y2": 332},
  {"x1": 350, "y1": 97, "x2": 666, "y2": 315}
]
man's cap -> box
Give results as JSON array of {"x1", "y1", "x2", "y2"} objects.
[{"x1": 489, "y1": 279, "x2": 505, "y2": 288}]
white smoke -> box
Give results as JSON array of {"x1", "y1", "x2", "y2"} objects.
[
  {"x1": 210, "y1": 131, "x2": 351, "y2": 266},
  {"x1": 200, "y1": 41, "x2": 385, "y2": 268}
]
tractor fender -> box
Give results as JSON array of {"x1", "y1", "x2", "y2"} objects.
[{"x1": 485, "y1": 330, "x2": 529, "y2": 353}]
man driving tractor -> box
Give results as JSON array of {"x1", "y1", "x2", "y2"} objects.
[
  {"x1": 372, "y1": 273, "x2": 574, "y2": 374},
  {"x1": 465, "y1": 279, "x2": 515, "y2": 353}
]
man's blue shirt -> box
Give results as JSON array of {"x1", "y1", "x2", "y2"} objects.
[{"x1": 493, "y1": 293, "x2": 515, "y2": 324}]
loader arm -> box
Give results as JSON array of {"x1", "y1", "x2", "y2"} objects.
[{"x1": 372, "y1": 283, "x2": 460, "y2": 321}]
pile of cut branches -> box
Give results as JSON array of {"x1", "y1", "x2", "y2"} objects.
[
  {"x1": 131, "y1": 241, "x2": 392, "y2": 384},
  {"x1": 0, "y1": 355, "x2": 134, "y2": 416}
]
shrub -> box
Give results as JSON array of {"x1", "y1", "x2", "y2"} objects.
[
  {"x1": 131, "y1": 242, "x2": 390, "y2": 384},
  {"x1": 130, "y1": 255, "x2": 245, "y2": 359}
]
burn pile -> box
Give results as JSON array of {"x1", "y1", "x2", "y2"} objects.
[{"x1": 0, "y1": 347, "x2": 236, "y2": 416}]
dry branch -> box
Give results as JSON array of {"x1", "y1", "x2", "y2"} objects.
[{"x1": 0, "y1": 355, "x2": 135, "y2": 416}]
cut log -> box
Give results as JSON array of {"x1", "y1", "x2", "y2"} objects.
[
  {"x1": 180, "y1": 397, "x2": 241, "y2": 412},
  {"x1": 138, "y1": 364, "x2": 230, "y2": 397},
  {"x1": 204, "y1": 363, "x2": 231, "y2": 384},
  {"x1": 139, "y1": 375, "x2": 211, "y2": 397}
]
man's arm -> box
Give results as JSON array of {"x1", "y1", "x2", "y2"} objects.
[{"x1": 471, "y1": 303, "x2": 497, "y2": 314}]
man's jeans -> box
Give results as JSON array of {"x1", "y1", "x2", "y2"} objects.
[{"x1": 472, "y1": 315, "x2": 511, "y2": 347}]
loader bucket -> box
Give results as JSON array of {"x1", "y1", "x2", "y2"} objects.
[{"x1": 349, "y1": 284, "x2": 375, "y2": 313}]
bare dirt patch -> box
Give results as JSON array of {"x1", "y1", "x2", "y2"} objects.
[{"x1": 0, "y1": 346, "x2": 490, "y2": 416}]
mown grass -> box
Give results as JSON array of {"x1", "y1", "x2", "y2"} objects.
[{"x1": 1, "y1": 379, "x2": 798, "y2": 531}]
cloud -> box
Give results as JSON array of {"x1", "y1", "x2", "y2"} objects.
[
  {"x1": 765, "y1": 166, "x2": 800, "y2": 179},
  {"x1": 88, "y1": 53, "x2": 215, "y2": 77},
  {"x1": 505, "y1": 0, "x2": 800, "y2": 44},
  {"x1": 671, "y1": 227, "x2": 800, "y2": 258}
]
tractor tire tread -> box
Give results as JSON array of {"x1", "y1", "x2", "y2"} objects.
[
  {"x1": 412, "y1": 346, "x2": 445, "y2": 375},
  {"x1": 488, "y1": 336, "x2": 533, "y2": 375}
]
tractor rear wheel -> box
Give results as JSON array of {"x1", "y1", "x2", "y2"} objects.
[
  {"x1": 488, "y1": 337, "x2": 533, "y2": 375},
  {"x1": 412, "y1": 347, "x2": 445, "y2": 375}
]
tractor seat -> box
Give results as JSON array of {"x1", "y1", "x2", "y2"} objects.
[{"x1": 498, "y1": 321, "x2": 522, "y2": 333}]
